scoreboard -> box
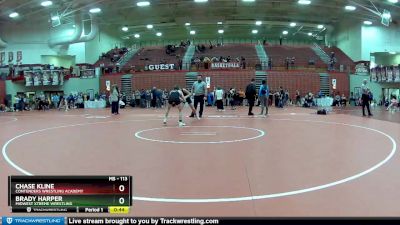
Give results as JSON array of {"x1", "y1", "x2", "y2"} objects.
[{"x1": 8, "y1": 176, "x2": 132, "y2": 213}]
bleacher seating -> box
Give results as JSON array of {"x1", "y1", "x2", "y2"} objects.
[
  {"x1": 192, "y1": 44, "x2": 259, "y2": 69},
  {"x1": 265, "y1": 45, "x2": 325, "y2": 68},
  {"x1": 123, "y1": 46, "x2": 185, "y2": 71},
  {"x1": 94, "y1": 47, "x2": 128, "y2": 67}
]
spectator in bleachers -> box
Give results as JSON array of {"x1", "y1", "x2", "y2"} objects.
[
  {"x1": 193, "y1": 57, "x2": 201, "y2": 70},
  {"x1": 285, "y1": 57, "x2": 290, "y2": 70},
  {"x1": 177, "y1": 57, "x2": 183, "y2": 70},
  {"x1": 241, "y1": 57, "x2": 246, "y2": 69},
  {"x1": 115, "y1": 62, "x2": 120, "y2": 73},
  {"x1": 203, "y1": 57, "x2": 211, "y2": 70},
  {"x1": 290, "y1": 57, "x2": 295, "y2": 69},
  {"x1": 268, "y1": 58, "x2": 272, "y2": 70}
]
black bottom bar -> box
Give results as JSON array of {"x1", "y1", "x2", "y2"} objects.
[{"x1": 66, "y1": 218, "x2": 400, "y2": 225}]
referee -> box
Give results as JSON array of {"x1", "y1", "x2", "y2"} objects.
[
  {"x1": 361, "y1": 79, "x2": 373, "y2": 117},
  {"x1": 190, "y1": 75, "x2": 207, "y2": 118}
]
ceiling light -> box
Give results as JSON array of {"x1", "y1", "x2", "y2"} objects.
[
  {"x1": 252, "y1": 29, "x2": 258, "y2": 34},
  {"x1": 217, "y1": 22, "x2": 223, "y2": 25},
  {"x1": 298, "y1": 0, "x2": 311, "y2": 5},
  {"x1": 137, "y1": 1, "x2": 150, "y2": 7},
  {"x1": 185, "y1": 22, "x2": 191, "y2": 26},
  {"x1": 255, "y1": 21, "x2": 262, "y2": 25},
  {"x1": 51, "y1": 15, "x2": 59, "y2": 21},
  {"x1": 318, "y1": 24, "x2": 324, "y2": 29},
  {"x1": 89, "y1": 8, "x2": 101, "y2": 13},
  {"x1": 9, "y1": 12, "x2": 19, "y2": 18},
  {"x1": 194, "y1": 0, "x2": 208, "y2": 2},
  {"x1": 389, "y1": 51, "x2": 396, "y2": 54},
  {"x1": 41, "y1": 1, "x2": 53, "y2": 7},
  {"x1": 388, "y1": 0, "x2": 398, "y2": 3},
  {"x1": 218, "y1": 29, "x2": 224, "y2": 34},
  {"x1": 147, "y1": 24, "x2": 153, "y2": 29},
  {"x1": 363, "y1": 21, "x2": 372, "y2": 25},
  {"x1": 134, "y1": 34, "x2": 140, "y2": 38},
  {"x1": 156, "y1": 32, "x2": 162, "y2": 36},
  {"x1": 242, "y1": 0, "x2": 255, "y2": 2},
  {"x1": 290, "y1": 22, "x2": 297, "y2": 27},
  {"x1": 190, "y1": 30, "x2": 196, "y2": 35},
  {"x1": 283, "y1": 30, "x2": 289, "y2": 35},
  {"x1": 122, "y1": 26, "x2": 129, "y2": 32},
  {"x1": 345, "y1": 5, "x2": 356, "y2": 11},
  {"x1": 308, "y1": 32, "x2": 313, "y2": 36}
]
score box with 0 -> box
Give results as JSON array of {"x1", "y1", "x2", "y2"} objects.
[{"x1": 8, "y1": 176, "x2": 133, "y2": 213}]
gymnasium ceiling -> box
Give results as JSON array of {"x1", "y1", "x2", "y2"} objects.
[{"x1": 0, "y1": 0, "x2": 399, "y2": 41}]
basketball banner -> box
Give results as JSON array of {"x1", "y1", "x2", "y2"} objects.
[
  {"x1": 24, "y1": 73, "x2": 33, "y2": 86},
  {"x1": 0, "y1": 52, "x2": 5, "y2": 63},
  {"x1": 17, "y1": 51, "x2": 22, "y2": 62},
  {"x1": 211, "y1": 62, "x2": 240, "y2": 69},
  {"x1": 8, "y1": 51, "x2": 13, "y2": 62},
  {"x1": 395, "y1": 67, "x2": 400, "y2": 82}
]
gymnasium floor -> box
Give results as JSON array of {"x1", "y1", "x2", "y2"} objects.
[{"x1": 0, "y1": 106, "x2": 399, "y2": 216}]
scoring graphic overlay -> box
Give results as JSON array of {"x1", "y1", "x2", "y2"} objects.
[{"x1": 8, "y1": 176, "x2": 132, "y2": 213}]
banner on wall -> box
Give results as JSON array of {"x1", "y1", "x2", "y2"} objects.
[
  {"x1": 52, "y1": 72, "x2": 60, "y2": 85},
  {"x1": 355, "y1": 63, "x2": 368, "y2": 74},
  {"x1": 42, "y1": 71, "x2": 50, "y2": 85},
  {"x1": 387, "y1": 67, "x2": 393, "y2": 82},
  {"x1": 0, "y1": 52, "x2": 5, "y2": 63},
  {"x1": 8, "y1": 52, "x2": 13, "y2": 62},
  {"x1": 25, "y1": 73, "x2": 33, "y2": 86},
  {"x1": 146, "y1": 64, "x2": 175, "y2": 71},
  {"x1": 205, "y1": 77, "x2": 211, "y2": 89},
  {"x1": 371, "y1": 68, "x2": 377, "y2": 82},
  {"x1": 332, "y1": 79, "x2": 337, "y2": 90},
  {"x1": 106, "y1": 80, "x2": 111, "y2": 91},
  {"x1": 395, "y1": 67, "x2": 400, "y2": 82},
  {"x1": 33, "y1": 73, "x2": 42, "y2": 86},
  {"x1": 16, "y1": 51, "x2": 22, "y2": 62},
  {"x1": 211, "y1": 62, "x2": 240, "y2": 69}
]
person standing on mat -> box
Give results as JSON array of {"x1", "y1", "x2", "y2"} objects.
[
  {"x1": 259, "y1": 80, "x2": 269, "y2": 117},
  {"x1": 181, "y1": 88, "x2": 199, "y2": 119},
  {"x1": 245, "y1": 78, "x2": 257, "y2": 116},
  {"x1": 190, "y1": 75, "x2": 207, "y2": 118},
  {"x1": 110, "y1": 84, "x2": 120, "y2": 115},
  {"x1": 361, "y1": 79, "x2": 373, "y2": 117},
  {"x1": 164, "y1": 86, "x2": 186, "y2": 127}
]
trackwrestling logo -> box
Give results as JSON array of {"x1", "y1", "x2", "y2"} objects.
[{"x1": 2, "y1": 217, "x2": 64, "y2": 225}]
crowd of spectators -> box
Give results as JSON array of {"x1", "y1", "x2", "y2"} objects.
[
  {"x1": 191, "y1": 56, "x2": 247, "y2": 70},
  {"x1": 1, "y1": 91, "x2": 107, "y2": 112}
]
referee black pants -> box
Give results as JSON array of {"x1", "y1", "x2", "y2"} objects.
[{"x1": 191, "y1": 95, "x2": 205, "y2": 117}]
